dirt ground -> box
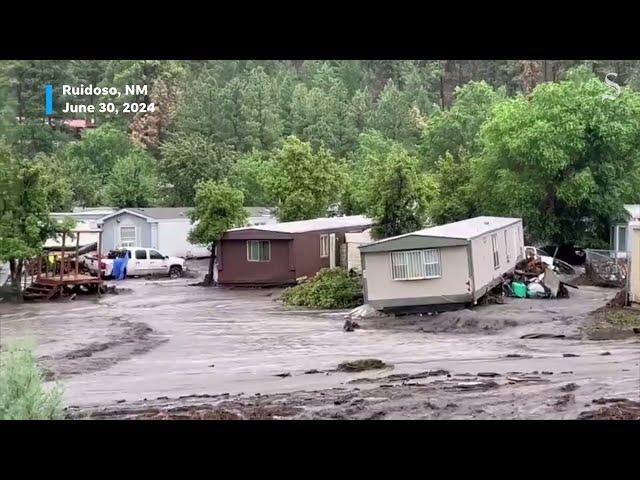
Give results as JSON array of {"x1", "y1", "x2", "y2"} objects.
[{"x1": 1, "y1": 262, "x2": 638, "y2": 420}]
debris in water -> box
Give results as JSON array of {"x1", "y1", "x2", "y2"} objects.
[
  {"x1": 343, "y1": 319, "x2": 361, "y2": 332},
  {"x1": 274, "y1": 372, "x2": 291, "y2": 378},
  {"x1": 520, "y1": 333, "x2": 566, "y2": 339},
  {"x1": 600, "y1": 352, "x2": 611, "y2": 356},
  {"x1": 561, "y1": 383, "x2": 579, "y2": 392},
  {"x1": 579, "y1": 400, "x2": 640, "y2": 420},
  {"x1": 477, "y1": 372, "x2": 501, "y2": 377},
  {"x1": 337, "y1": 359, "x2": 389, "y2": 372},
  {"x1": 563, "y1": 353, "x2": 580, "y2": 357},
  {"x1": 304, "y1": 369, "x2": 322, "y2": 374}
]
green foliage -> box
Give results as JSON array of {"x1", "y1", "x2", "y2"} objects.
[
  {"x1": 228, "y1": 150, "x2": 272, "y2": 206},
  {"x1": 0, "y1": 143, "x2": 54, "y2": 263},
  {"x1": 427, "y1": 151, "x2": 477, "y2": 225},
  {"x1": 105, "y1": 149, "x2": 157, "y2": 208},
  {"x1": 280, "y1": 268, "x2": 363, "y2": 309},
  {"x1": 61, "y1": 124, "x2": 136, "y2": 206},
  {"x1": 372, "y1": 79, "x2": 421, "y2": 147},
  {"x1": 188, "y1": 181, "x2": 247, "y2": 247},
  {"x1": 0, "y1": 342, "x2": 64, "y2": 420},
  {"x1": 476, "y1": 76, "x2": 640, "y2": 245},
  {"x1": 159, "y1": 132, "x2": 236, "y2": 206},
  {"x1": 263, "y1": 136, "x2": 345, "y2": 221},
  {"x1": 364, "y1": 145, "x2": 428, "y2": 239},
  {"x1": 421, "y1": 80, "x2": 504, "y2": 168}
]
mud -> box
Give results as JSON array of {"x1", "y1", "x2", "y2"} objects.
[
  {"x1": 1, "y1": 272, "x2": 638, "y2": 419},
  {"x1": 39, "y1": 321, "x2": 167, "y2": 380},
  {"x1": 67, "y1": 373, "x2": 636, "y2": 420}
]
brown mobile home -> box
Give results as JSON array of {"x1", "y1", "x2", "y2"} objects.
[{"x1": 216, "y1": 216, "x2": 373, "y2": 286}]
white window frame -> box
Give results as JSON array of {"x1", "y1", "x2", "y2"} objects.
[
  {"x1": 491, "y1": 233, "x2": 500, "y2": 269},
  {"x1": 320, "y1": 234, "x2": 329, "y2": 258},
  {"x1": 119, "y1": 226, "x2": 137, "y2": 248},
  {"x1": 391, "y1": 249, "x2": 442, "y2": 281},
  {"x1": 247, "y1": 240, "x2": 271, "y2": 262}
]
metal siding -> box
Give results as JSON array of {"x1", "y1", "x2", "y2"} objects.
[
  {"x1": 100, "y1": 213, "x2": 151, "y2": 254},
  {"x1": 363, "y1": 246, "x2": 471, "y2": 303}
]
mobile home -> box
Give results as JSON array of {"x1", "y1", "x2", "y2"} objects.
[
  {"x1": 216, "y1": 215, "x2": 373, "y2": 286},
  {"x1": 359, "y1": 216, "x2": 524, "y2": 312}
]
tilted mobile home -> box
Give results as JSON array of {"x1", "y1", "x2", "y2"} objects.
[
  {"x1": 359, "y1": 216, "x2": 524, "y2": 312},
  {"x1": 216, "y1": 215, "x2": 373, "y2": 286}
]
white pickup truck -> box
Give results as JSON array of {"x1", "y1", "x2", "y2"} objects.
[{"x1": 84, "y1": 247, "x2": 186, "y2": 279}]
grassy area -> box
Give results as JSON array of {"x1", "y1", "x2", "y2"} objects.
[
  {"x1": 599, "y1": 309, "x2": 640, "y2": 328},
  {"x1": 586, "y1": 306, "x2": 640, "y2": 340}
]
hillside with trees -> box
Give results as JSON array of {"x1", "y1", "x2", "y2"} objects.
[{"x1": 1, "y1": 60, "x2": 639, "y2": 254}]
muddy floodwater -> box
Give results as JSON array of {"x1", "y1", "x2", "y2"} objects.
[{"x1": 1, "y1": 273, "x2": 638, "y2": 419}]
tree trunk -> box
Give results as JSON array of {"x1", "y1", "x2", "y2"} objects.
[
  {"x1": 8, "y1": 258, "x2": 24, "y2": 300},
  {"x1": 206, "y1": 242, "x2": 216, "y2": 285}
]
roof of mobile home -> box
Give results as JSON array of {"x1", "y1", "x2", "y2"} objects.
[
  {"x1": 360, "y1": 216, "x2": 521, "y2": 253},
  {"x1": 226, "y1": 215, "x2": 372, "y2": 235}
]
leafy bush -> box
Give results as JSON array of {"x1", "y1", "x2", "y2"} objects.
[
  {"x1": 0, "y1": 342, "x2": 64, "y2": 420},
  {"x1": 280, "y1": 268, "x2": 363, "y2": 309}
]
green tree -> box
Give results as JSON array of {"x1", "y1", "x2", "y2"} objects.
[
  {"x1": 0, "y1": 144, "x2": 56, "y2": 297},
  {"x1": 159, "y1": 132, "x2": 237, "y2": 206},
  {"x1": 476, "y1": 75, "x2": 640, "y2": 246},
  {"x1": 421, "y1": 80, "x2": 505, "y2": 168},
  {"x1": 263, "y1": 136, "x2": 345, "y2": 221},
  {"x1": 188, "y1": 181, "x2": 247, "y2": 284},
  {"x1": 228, "y1": 150, "x2": 272, "y2": 206},
  {"x1": 61, "y1": 124, "x2": 136, "y2": 206},
  {"x1": 105, "y1": 150, "x2": 157, "y2": 208},
  {"x1": 371, "y1": 79, "x2": 421, "y2": 147},
  {"x1": 242, "y1": 66, "x2": 283, "y2": 150},
  {"x1": 365, "y1": 146, "x2": 428, "y2": 239}
]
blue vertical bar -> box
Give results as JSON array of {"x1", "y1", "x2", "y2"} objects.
[{"x1": 45, "y1": 84, "x2": 53, "y2": 115}]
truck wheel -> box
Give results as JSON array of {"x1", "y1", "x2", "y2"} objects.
[{"x1": 169, "y1": 266, "x2": 182, "y2": 279}]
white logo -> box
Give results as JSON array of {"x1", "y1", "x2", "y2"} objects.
[{"x1": 602, "y1": 72, "x2": 621, "y2": 101}]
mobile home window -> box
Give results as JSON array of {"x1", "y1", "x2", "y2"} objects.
[
  {"x1": 504, "y1": 230, "x2": 511, "y2": 263},
  {"x1": 247, "y1": 240, "x2": 271, "y2": 262},
  {"x1": 618, "y1": 226, "x2": 627, "y2": 252},
  {"x1": 120, "y1": 226, "x2": 136, "y2": 247},
  {"x1": 391, "y1": 249, "x2": 442, "y2": 280},
  {"x1": 320, "y1": 234, "x2": 329, "y2": 258},
  {"x1": 491, "y1": 233, "x2": 500, "y2": 269}
]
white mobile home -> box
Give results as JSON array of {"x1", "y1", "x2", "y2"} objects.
[
  {"x1": 630, "y1": 220, "x2": 640, "y2": 305},
  {"x1": 359, "y1": 216, "x2": 524, "y2": 311}
]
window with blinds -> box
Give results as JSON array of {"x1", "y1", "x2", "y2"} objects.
[
  {"x1": 391, "y1": 249, "x2": 442, "y2": 280},
  {"x1": 247, "y1": 240, "x2": 271, "y2": 262}
]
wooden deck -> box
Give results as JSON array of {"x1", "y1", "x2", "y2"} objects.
[{"x1": 37, "y1": 274, "x2": 103, "y2": 286}]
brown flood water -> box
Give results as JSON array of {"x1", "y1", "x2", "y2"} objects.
[{"x1": 1, "y1": 273, "x2": 638, "y2": 419}]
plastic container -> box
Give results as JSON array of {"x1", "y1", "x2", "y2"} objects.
[{"x1": 511, "y1": 282, "x2": 527, "y2": 298}]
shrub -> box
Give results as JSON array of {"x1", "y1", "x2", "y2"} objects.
[
  {"x1": 0, "y1": 342, "x2": 64, "y2": 420},
  {"x1": 280, "y1": 268, "x2": 363, "y2": 309}
]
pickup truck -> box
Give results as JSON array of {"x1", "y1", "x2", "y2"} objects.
[{"x1": 84, "y1": 247, "x2": 186, "y2": 279}]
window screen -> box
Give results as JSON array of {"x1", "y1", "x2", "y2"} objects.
[
  {"x1": 120, "y1": 226, "x2": 136, "y2": 247},
  {"x1": 391, "y1": 249, "x2": 442, "y2": 280}
]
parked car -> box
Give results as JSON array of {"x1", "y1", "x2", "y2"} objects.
[{"x1": 84, "y1": 247, "x2": 185, "y2": 279}]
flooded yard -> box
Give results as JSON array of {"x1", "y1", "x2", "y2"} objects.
[{"x1": 1, "y1": 274, "x2": 638, "y2": 419}]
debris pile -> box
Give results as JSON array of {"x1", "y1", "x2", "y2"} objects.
[
  {"x1": 502, "y1": 257, "x2": 575, "y2": 299},
  {"x1": 585, "y1": 249, "x2": 628, "y2": 288}
]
